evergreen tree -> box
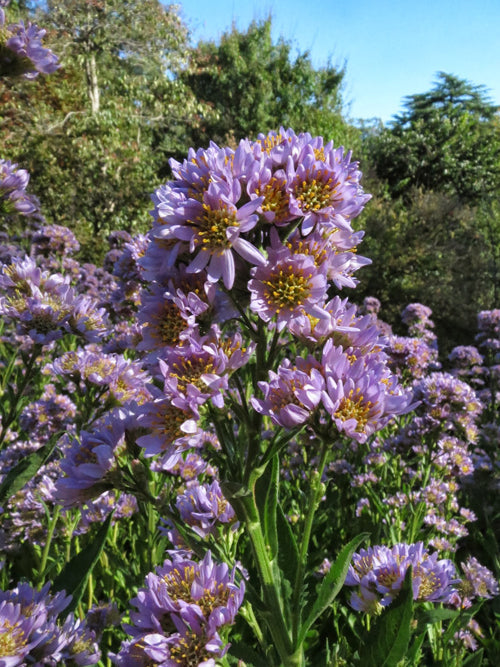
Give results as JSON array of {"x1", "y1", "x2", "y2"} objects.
[{"x1": 367, "y1": 72, "x2": 500, "y2": 202}]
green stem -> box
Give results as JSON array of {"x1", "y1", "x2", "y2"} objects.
[
  {"x1": 38, "y1": 504, "x2": 61, "y2": 584},
  {"x1": 291, "y1": 437, "x2": 330, "y2": 647},
  {"x1": 234, "y1": 490, "x2": 294, "y2": 665},
  {"x1": 0, "y1": 344, "x2": 41, "y2": 449}
]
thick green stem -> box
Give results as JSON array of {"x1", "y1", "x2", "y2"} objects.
[
  {"x1": 291, "y1": 438, "x2": 330, "y2": 646},
  {"x1": 234, "y1": 491, "x2": 294, "y2": 665}
]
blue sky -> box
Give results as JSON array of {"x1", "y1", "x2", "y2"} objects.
[{"x1": 177, "y1": 0, "x2": 500, "y2": 124}]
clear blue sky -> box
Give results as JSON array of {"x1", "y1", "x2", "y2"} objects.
[{"x1": 177, "y1": 0, "x2": 500, "y2": 124}]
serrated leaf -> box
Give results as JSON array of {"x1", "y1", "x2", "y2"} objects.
[
  {"x1": 298, "y1": 532, "x2": 369, "y2": 644},
  {"x1": 358, "y1": 567, "x2": 414, "y2": 667},
  {"x1": 0, "y1": 435, "x2": 59, "y2": 504},
  {"x1": 52, "y1": 513, "x2": 112, "y2": 614}
]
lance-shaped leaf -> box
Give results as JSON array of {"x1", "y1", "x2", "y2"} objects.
[
  {"x1": 0, "y1": 434, "x2": 60, "y2": 505},
  {"x1": 414, "y1": 606, "x2": 459, "y2": 634},
  {"x1": 276, "y1": 501, "x2": 299, "y2": 589},
  {"x1": 358, "y1": 566, "x2": 414, "y2": 667},
  {"x1": 298, "y1": 533, "x2": 368, "y2": 645},
  {"x1": 52, "y1": 513, "x2": 112, "y2": 614},
  {"x1": 462, "y1": 648, "x2": 484, "y2": 666},
  {"x1": 255, "y1": 454, "x2": 279, "y2": 560}
]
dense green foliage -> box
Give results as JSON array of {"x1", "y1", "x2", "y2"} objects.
[
  {"x1": 356, "y1": 73, "x2": 500, "y2": 351},
  {"x1": 178, "y1": 18, "x2": 359, "y2": 151},
  {"x1": 1, "y1": 5, "x2": 499, "y2": 347}
]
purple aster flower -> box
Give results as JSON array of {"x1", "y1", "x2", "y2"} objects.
[
  {"x1": 0, "y1": 13, "x2": 59, "y2": 78},
  {"x1": 345, "y1": 542, "x2": 458, "y2": 612},
  {"x1": 288, "y1": 295, "x2": 380, "y2": 352},
  {"x1": 249, "y1": 239, "x2": 328, "y2": 331},
  {"x1": 157, "y1": 330, "x2": 238, "y2": 410},
  {"x1": 251, "y1": 358, "x2": 324, "y2": 428},
  {"x1": 285, "y1": 146, "x2": 370, "y2": 235},
  {"x1": 319, "y1": 341, "x2": 414, "y2": 442},
  {"x1": 47, "y1": 347, "x2": 151, "y2": 407},
  {"x1": 359, "y1": 296, "x2": 381, "y2": 316},
  {"x1": 247, "y1": 160, "x2": 294, "y2": 225},
  {"x1": 137, "y1": 284, "x2": 197, "y2": 354},
  {"x1": 385, "y1": 335, "x2": 439, "y2": 380},
  {"x1": 31, "y1": 224, "x2": 80, "y2": 260},
  {"x1": 0, "y1": 600, "x2": 45, "y2": 663},
  {"x1": 175, "y1": 479, "x2": 237, "y2": 539},
  {"x1": 129, "y1": 550, "x2": 244, "y2": 633},
  {"x1": 157, "y1": 180, "x2": 265, "y2": 289},
  {"x1": 401, "y1": 303, "x2": 436, "y2": 343},
  {"x1": 19, "y1": 382, "x2": 76, "y2": 443},
  {"x1": 0, "y1": 581, "x2": 100, "y2": 665},
  {"x1": 411, "y1": 372, "x2": 483, "y2": 442},
  {"x1": 54, "y1": 409, "x2": 133, "y2": 507},
  {"x1": 116, "y1": 550, "x2": 244, "y2": 664},
  {"x1": 135, "y1": 389, "x2": 201, "y2": 463},
  {"x1": 75, "y1": 491, "x2": 138, "y2": 535},
  {"x1": 455, "y1": 557, "x2": 499, "y2": 607},
  {"x1": 0, "y1": 256, "x2": 110, "y2": 345}
]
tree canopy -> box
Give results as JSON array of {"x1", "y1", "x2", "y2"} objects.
[
  {"x1": 366, "y1": 72, "x2": 500, "y2": 202},
  {"x1": 178, "y1": 18, "x2": 359, "y2": 152}
]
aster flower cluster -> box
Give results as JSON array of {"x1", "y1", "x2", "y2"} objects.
[
  {"x1": 401, "y1": 302, "x2": 437, "y2": 344},
  {"x1": 112, "y1": 550, "x2": 245, "y2": 665},
  {"x1": 345, "y1": 542, "x2": 458, "y2": 614},
  {"x1": 475, "y1": 309, "x2": 500, "y2": 353},
  {"x1": 0, "y1": 581, "x2": 100, "y2": 664},
  {"x1": 0, "y1": 4, "x2": 59, "y2": 78},
  {"x1": 0, "y1": 255, "x2": 109, "y2": 345},
  {"x1": 132, "y1": 132, "x2": 414, "y2": 471}
]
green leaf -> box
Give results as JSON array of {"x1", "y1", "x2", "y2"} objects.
[
  {"x1": 358, "y1": 567, "x2": 414, "y2": 667},
  {"x1": 255, "y1": 454, "x2": 279, "y2": 560},
  {"x1": 442, "y1": 601, "x2": 484, "y2": 644},
  {"x1": 298, "y1": 532, "x2": 369, "y2": 644},
  {"x1": 405, "y1": 630, "x2": 426, "y2": 665},
  {"x1": 276, "y1": 502, "x2": 299, "y2": 588},
  {"x1": 0, "y1": 435, "x2": 60, "y2": 505},
  {"x1": 227, "y1": 641, "x2": 270, "y2": 667},
  {"x1": 414, "y1": 606, "x2": 459, "y2": 634},
  {"x1": 462, "y1": 648, "x2": 484, "y2": 666},
  {"x1": 52, "y1": 513, "x2": 113, "y2": 614},
  {"x1": 219, "y1": 481, "x2": 252, "y2": 499}
]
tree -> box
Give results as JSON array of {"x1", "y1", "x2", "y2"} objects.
[
  {"x1": 1, "y1": 1, "x2": 203, "y2": 257},
  {"x1": 177, "y1": 18, "x2": 360, "y2": 153},
  {"x1": 366, "y1": 72, "x2": 500, "y2": 202},
  {"x1": 354, "y1": 183, "x2": 494, "y2": 354}
]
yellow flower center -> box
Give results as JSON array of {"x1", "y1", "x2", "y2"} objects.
[
  {"x1": 263, "y1": 266, "x2": 312, "y2": 313},
  {"x1": 193, "y1": 204, "x2": 238, "y2": 252},
  {"x1": 255, "y1": 176, "x2": 290, "y2": 222},
  {"x1": 0, "y1": 621, "x2": 27, "y2": 656},
  {"x1": 294, "y1": 170, "x2": 338, "y2": 212},
  {"x1": 335, "y1": 389, "x2": 372, "y2": 432}
]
